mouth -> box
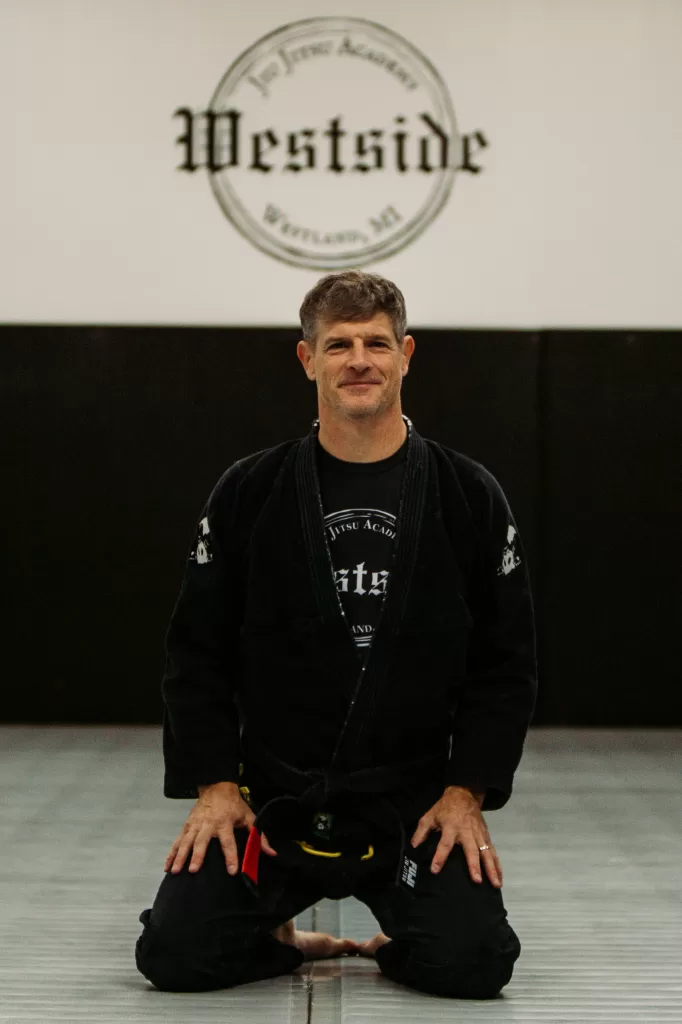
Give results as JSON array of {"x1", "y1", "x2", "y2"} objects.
[{"x1": 341, "y1": 382, "x2": 379, "y2": 388}]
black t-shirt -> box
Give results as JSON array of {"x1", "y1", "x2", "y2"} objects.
[{"x1": 316, "y1": 430, "x2": 408, "y2": 663}]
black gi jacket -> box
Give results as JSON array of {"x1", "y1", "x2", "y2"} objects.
[{"x1": 162, "y1": 417, "x2": 537, "y2": 814}]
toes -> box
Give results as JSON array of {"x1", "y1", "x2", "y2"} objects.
[{"x1": 336, "y1": 937, "x2": 360, "y2": 956}]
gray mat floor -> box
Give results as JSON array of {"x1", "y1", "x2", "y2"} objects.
[{"x1": 0, "y1": 726, "x2": 680, "y2": 1023}]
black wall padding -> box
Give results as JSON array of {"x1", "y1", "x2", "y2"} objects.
[
  {"x1": 540, "y1": 331, "x2": 681, "y2": 725},
  {"x1": 1, "y1": 325, "x2": 678, "y2": 726}
]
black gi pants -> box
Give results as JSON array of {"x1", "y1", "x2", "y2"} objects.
[{"x1": 135, "y1": 816, "x2": 521, "y2": 1000}]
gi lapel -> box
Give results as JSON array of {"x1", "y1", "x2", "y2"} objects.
[{"x1": 294, "y1": 416, "x2": 430, "y2": 763}]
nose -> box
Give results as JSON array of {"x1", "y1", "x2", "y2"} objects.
[{"x1": 347, "y1": 340, "x2": 373, "y2": 369}]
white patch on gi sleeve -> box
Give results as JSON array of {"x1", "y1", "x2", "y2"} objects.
[
  {"x1": 190, "y1": 516, "x2": 214, "y2": 564},
  {"x1": 497, "y1": 522, "x2": 521, "y2": 576}
]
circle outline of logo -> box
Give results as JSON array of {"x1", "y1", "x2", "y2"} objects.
[{"x1": 207, "y1": 17, "x2": 459, "y2": 270}]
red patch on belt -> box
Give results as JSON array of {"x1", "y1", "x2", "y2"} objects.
[{"x1": 242, "y1": 826, "x2": 262, "y2": 884}]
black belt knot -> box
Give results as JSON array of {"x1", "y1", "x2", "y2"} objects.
[{"x1": 301, "y1": 766, "x2": 350, "y2": 804}]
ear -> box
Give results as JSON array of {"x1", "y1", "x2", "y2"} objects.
[
  {"x1": 296, "y1": 339, "x2": 316, "y2": 380},
  {"x1": 401, "y1": 335, "x2": 415, "y2": 375}
]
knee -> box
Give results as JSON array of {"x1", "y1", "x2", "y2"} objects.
[
  {"x1": 134, "y1": 909, "x2": 223, "y2": 992},
  {"x1": 134, "y1": 910, "x2": 304, "y2": 993},
  {"x1": 376, "y1": 931, "x2": 520, "y2": 1001},
  {"x1": 135, "y1": 933, "x2": 208, "y2": 992},
  {"x1": 409, "y1": 952, "x2": 515, "y2": 1000}
]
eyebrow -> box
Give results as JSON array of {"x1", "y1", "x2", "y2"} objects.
[{"x1": 323, "y1": 334, "x2": 393, "y2": 347}]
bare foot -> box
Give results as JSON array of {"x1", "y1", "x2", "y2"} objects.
[
  {"x1": 272, "y1": 921, "x2": 360, "y2": 961},
  {"x1": 356, "y1": 932, "x2": 391, "y2": 958}
]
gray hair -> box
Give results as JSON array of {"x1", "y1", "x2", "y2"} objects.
[{"x1": 299, "y1": 270, "x2": 407, "y2": 347}]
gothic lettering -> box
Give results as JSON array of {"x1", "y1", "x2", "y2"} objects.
[
  {"x1": 204, "y1": 110, "x2": 240, "y2": 172},
  {"x1": 353, "y1": 561, "x2": 368, "y2": 595},
  {"x1": 175, "y1": 111, "x2": 459, "y2": 174},
  {"x1": 459, "y1": 130, "x2": 488, "y2": 174},
  {"x1": 173, "y1": 108, "x2": 197, "y2": 171},
  {"x1": 250, "y1": 129, "x2": 279, "y2": 172},
  {"x1": 324, "y1": 117, "x2": 346, "y2": 172},
  {"x1": 333, "y1": 563, "x2": 390, "y2": 596},
  {"x1": 418, "y1": 113, "x2": 449, "y2": 172},
  {"x1": 369, "y1": 570, "x2": 389, "y2": 596},
  {"x1": 284, "y1": 129, "x2": 316, "y2": 171},
  {"x1": 334, "y1": 568, "x2": 350, "y2": 593},
  {"x1": 354, "y1": 129, "x2": 384, "y2": 172},
  {"x1": 393, "y1": 116, "x2": 408, "y2": 172}
]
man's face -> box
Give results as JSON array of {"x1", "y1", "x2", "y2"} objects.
[{"x1": 297, "y1": 312, "x2": 415, "y2": 421}]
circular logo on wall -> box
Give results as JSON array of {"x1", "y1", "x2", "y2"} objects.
[{"x1": 174, "y1": 18, "x2": 487, "y2": 270}]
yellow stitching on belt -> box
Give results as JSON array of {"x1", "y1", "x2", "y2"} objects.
[
  {"x1": 295, "y1": 840, "x2": 342, "y2": 858},
  {"x1": 295, "y1": 840, "x2": 375, "y2": 860}
]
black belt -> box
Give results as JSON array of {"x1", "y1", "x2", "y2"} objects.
[
  {"x1": 242, "y1": 732, "x2": 446, "y2": 803},
  {"x1": 240, "y1": 735, "x2": 447, "y2": 894}
]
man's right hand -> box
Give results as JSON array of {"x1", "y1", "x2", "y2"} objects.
[{"x1": 164, "y1": 780, "x2": 277, "y2": 876}]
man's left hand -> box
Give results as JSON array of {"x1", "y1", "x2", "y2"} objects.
[{"x1": 411, "y1": 785, "x2": 502, "y2": 887}]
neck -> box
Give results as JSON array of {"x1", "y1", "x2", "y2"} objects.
[{"x1": 316, "y1": 406, "x2": 408, "y2": 463}]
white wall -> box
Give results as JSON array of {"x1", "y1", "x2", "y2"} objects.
[{"x1": 1, "y1": 0, "x2": 681, "y2": 327}]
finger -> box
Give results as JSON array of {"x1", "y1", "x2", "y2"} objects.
[
  {"x1": 164, "y1": 840, "x2": 180, "y2": 871},
  {"x1": 484, "y1": 847, "x2": 503, "y2": 888},
  {"x1": 462, "y1": 836, "x2": 483, "y2": 883},
  {"x1": 430, "y1": 830, "x2": 456, "y2": 874},
  {"x1": 219, "y1": 829, "x2": 240, "y2": 876},
  {"x1": 261, "y1": 832, "x2": 278, "y2": 857},
  {"x1": 187, "y1": 832, "x2": 210, "y2": 873},
  {"x1": 169, "y1": 831, "x2": 197, "y2": 874},
  {"x1": 411, "y1": 817, "x2": 433, "y2": 848}
]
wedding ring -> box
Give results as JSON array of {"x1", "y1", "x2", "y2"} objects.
[{"x1": 479, "y1": 844, "x2": 490, "y2": 851}]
